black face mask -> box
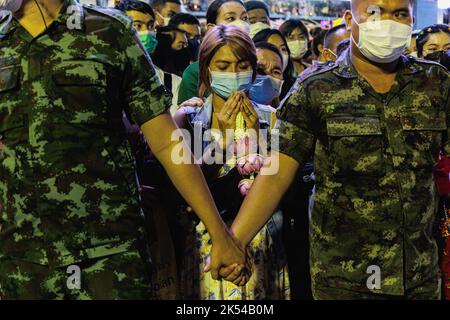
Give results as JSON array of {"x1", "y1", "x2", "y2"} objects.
[
  {"x1": 172, "y1": 46, "x2": 193, "y2": 75},
  {"x1": 187, "y1": 38, "x2": 200, "y2": 61},
  {"x1": 152, "y1": 32, "x2": 191, "y2": 75},
  {"x1": 424, "y1": 50, "x2": 445, "y2": 62},
  {"x1": 425, "y1": 49, "x2": 450, "y2": 70}
]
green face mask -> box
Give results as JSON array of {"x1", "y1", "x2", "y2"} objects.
[{"x1": 138, "y1": 30, "x2": 158, "y2": 54}]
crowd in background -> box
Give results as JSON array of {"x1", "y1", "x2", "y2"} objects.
[{"x1": 108, "y1": 0, "x2": 450, "y2": 300}]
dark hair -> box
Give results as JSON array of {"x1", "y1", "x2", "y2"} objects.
[
  {"x1": 253, "y1": 29, "x2": 286, "y2": 51},
  {"x1": 149, "y1": 0, "x2": 182, "y2": 11},
  {"x1": 152, "y1": 25, "x2": 191, "y2": 75},
  {"x1": 206, "y1": 0, "x2": 245, "y2": 25},
  {"x1": 309, "y1": 26, "x2": 323, "y2": 39},
  {"x1": 244, "y1": 0, "x2": 269, "y2": 16},
  {"x1": 279, "y1": 19, "x2": 309, "y2": 43},
  {"x1": 254, "y1": 42, "x2": 283, "y2": 67},
  {"x1": 440, "y1": 49, "x2": 450, "y2": 71},
  {"x1": 323, "y1": 24, "x2": 346, "y2": 49},
  {"x1": 336, "y1": 38, "x2": 350, "y2": 57},
  {"x1": 312, "y1": 29, "x2": 327, "y2": 56},
  {"x1": 416, "y1": 24, "x2": 450, "y2": 57},
  {"x1": 198, "y1": 24, "x2": 257, "y2": 97},
  {"x1": 252, "y1": 28, "x2": 295, "y2": 100},
  {"x1": 169, "y1": 13, "x2": 200, "y2": 27},
  {"x1": 115, "y1": 0, "x2": 155, "y2": 19}
]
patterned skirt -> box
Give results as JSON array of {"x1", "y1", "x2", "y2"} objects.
[{"x1": 179, "y1": 211, "x2": 291, "y2": 300}]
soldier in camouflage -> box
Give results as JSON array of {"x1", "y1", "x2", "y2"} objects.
[
  {"x1": 223, "y1": 0, "x2": 450, "y2": 299},
  {"x1": 0, "y1": 0, "x2": 246, "y2": 299}
]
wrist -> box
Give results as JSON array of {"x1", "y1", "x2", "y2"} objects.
[
  {"x1": 208, "y1": 219, "x2": 230, "y2": 242},
  {"x1": 230, "y1": 226, "x2": 249, "y2": 247},
  {"x1": 210, "y1": 227, "x2": 231, "y2": 243}
]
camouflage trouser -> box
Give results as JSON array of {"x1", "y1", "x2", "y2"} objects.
[
  {"x1": 0, "y1": 250, "x2": 152, "y2": 300},
  {"x1": 313, "y1": 275, "x2": 442, "y2": 300}
]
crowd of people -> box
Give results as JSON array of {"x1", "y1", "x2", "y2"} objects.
[{"x1": 0, "y1": 0, "x2": 449, "y2": 300}]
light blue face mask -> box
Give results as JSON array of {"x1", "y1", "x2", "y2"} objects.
[
  {"x1": 249, "y1": 74, "x2": 284, "y2": 105},
  {"x1": 210, "y1": 70, "x2": 253, "y2": 99}
]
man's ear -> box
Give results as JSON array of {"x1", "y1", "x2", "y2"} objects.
[
  {"x1": 322, "y1": 49, "x2": 335, "y2": 62},
  {"x1": 206, "y1": 23, "x2": 216, "y2": 31},
  {"x1": 344, "y1": 10, "x2": 353, "y2": 33}
]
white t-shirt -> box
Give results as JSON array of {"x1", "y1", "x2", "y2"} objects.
[{"x1": 155, "y1": 66, "x2": 182, "y2": 115}]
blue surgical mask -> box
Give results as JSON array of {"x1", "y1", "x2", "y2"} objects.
[
  {"x1": 249, "y1": 74, "x2": 284, "y2": 105},
  {"x1": 210, "y1": 70, "x2": 253, "y2": 99}
]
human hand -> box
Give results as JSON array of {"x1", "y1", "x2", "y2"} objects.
[
  {"x1": 204, "y1": 229, "x2": 251, "y2": 285},
  {"x1": 216, "y1": 92, "x2": 241, "y2": 148},
  {"x1": 239, "y1": 94, "x2": 259, "y2": 131},
  {"x1": 179, "y1": 97, "x2": 205, "y2": 108},
  {"x1": 236, "y1": 154, "x2": 264, "y2": 176}
]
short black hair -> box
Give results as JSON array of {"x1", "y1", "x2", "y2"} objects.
[
  {"x1": 206, "y1": 0, "x2": 245, "y2": 25},
  {"x1": 169, "y1": 13, "x2": 200, "y2": 27},
  {"x1": 115, "y1": 0, "x2": 155, "y2": 19},
  {"x1": 254, "y1": 41, "x2": 283, "y2": 67},
  {"x1": 324, "y1": 24, "x2": 346, "y2": 49},
  {"x1": 309, "y1": 26, "x2": 323, "y2": 39},
  {"x1": 149, "y1": 0, "x2": 182, "y2": 11},
  {"x1": 336, "y1": 38, "x2": 350, "y2": 57},
  {"x1": 244, "y1": 1, "x2": 269, "y2": 17},
  {"x1": 253, "y1": 28, "x2": 288, "y2": 53},
  {"x1": 416, "y1": 24, "x2": 450, "y2": 57},
  {"x1": 312, "y1": 29, "x2": 327, "y2": 56},
  {"x1": 279, "y1": 19, "x2": 309, "y2": 44}
]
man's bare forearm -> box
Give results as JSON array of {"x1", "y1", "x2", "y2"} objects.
[
  {"x1": 141, "y1": 113, "x2": 228, "y2": 240},
  {"x1": 231, "y1": 151, "x2": 300, "y2": 246}
]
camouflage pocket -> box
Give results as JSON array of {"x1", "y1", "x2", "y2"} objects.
[
  {"x1": 52, "y1": 60, "x2": 109, "y2": 124},
  {"x1": 400, "y1": 111, "x2": 446, "y2": 131},
  {"x1": 0, "y1": 63, "x2": 27, "y2": 154},
  {"x1": 326, "y1": 115, "x2": 385, "y2": 177},
  {"x1": 0, "y1": 63, "x2": 19, "y2": 94},
  {"x1": 400, "y1": 111, "x2": 446, "y2": 169},
  {"x1": 52, "y1": 60, "x2": 107, "y2": 87}
]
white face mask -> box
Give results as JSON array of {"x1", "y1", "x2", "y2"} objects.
[
  {"x1": 156, "y1": 11, "x2": 171, "y2": 27},
  {"x1": 352, "y1": 18, "x2": 412, "y2": 64},
  {"x1": 287, "y1": 40, "x2": 308, "y2": 59},
  {"x1": 249, "y1": 22, "x2": 270, "y2": 39},
  {"x1": 227, "y1": 19, "x2": 250, "y2": 34},
  {"x1": 0, "y1": 0, "x2": 22, "y2": 13},
  {"x1": 281, "y1": 53, "x2": 289, "y2": 72}
]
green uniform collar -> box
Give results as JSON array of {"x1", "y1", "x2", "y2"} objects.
[
  {"x1": 331, "y1": 48, "x2": 425, "y2": 103},
  {"x1": 333, "y1": 48, "x2": 424, "y2": 79}
]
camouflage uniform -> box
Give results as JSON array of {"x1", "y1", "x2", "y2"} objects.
[
  {"x1": 275, "y1": 49, "x2": 450, "y2": 299},
  {"x1": 0, "y1": 0, "x2": 172, "y2": 299}
]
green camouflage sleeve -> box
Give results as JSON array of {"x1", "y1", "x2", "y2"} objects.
[
  {"x1": 441, "y1": 68, "x2": 450, "y2": 155},
  {"x1": 274, "y1": 83, "x2": 317, "y2": 166},
  {"x1": 122, "y1": 27, "x2": 172, "y2": 126}
]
